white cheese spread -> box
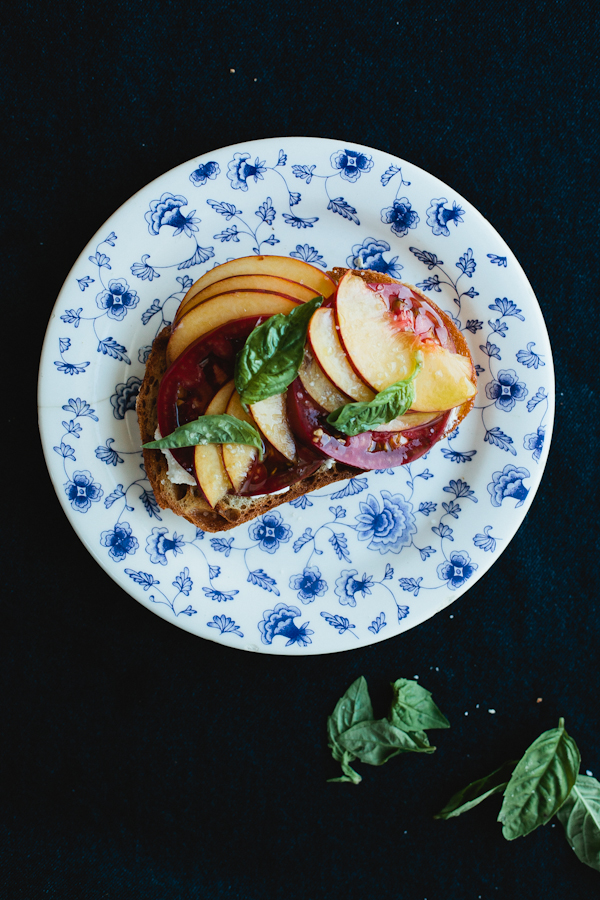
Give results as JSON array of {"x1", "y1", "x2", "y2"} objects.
[{"x1": 154, "y1": 427, "x2": 196, "y2": 486}]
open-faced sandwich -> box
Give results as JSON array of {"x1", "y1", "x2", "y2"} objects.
[{"x1": 137, "y1": 256, "x2": 477, "y2": 532}]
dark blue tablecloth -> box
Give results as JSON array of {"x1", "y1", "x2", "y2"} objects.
[{"x1": 3, "y1": 1, "x2": 600, "y2": 896}]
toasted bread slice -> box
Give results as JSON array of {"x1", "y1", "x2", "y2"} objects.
[{"x1": 136, "y1": 269, "x2": 475, "y2": 532}]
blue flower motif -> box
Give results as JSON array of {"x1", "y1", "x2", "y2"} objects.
[
  {"x1": 485, "y1": 369, "x2": 528, "y2": 412},
  {"x1": 473, "y1": 526, "x2": 496, "y2": 552},
  {"x1": 226, "y1": 152, "x2": 267, "y2": 191},
  {"x1": 346, "y1": 238, "x2": 403, "y2": 278},
  {"x1": 426, "y1": 198, "x2": 465, "y2": 236},
  {"x1": 189, "y1": 160, "x2": 220, "y2": 186},
  {"x1": 258, "y1": 603, "x2": 314, "y2": 647},
  {"x1": 248, "y1": 511, "x2": 292, "y2": 554},
  {"x1": 130, "y1": 255, "x2": 159, "y2": 281},
  {"x1": 289, "y1": 566, "x2": 328, "y2": 604},
  {"x1": 64, "y1": 470, "x2": 103, "y2": 513},
  {"x1": 289, "y1": 494, "x2": 313, "y2": 509},
  {"x1": 110, "y1": 376, "x2": 141, "y2": 419},
  {"x1": 55, "y1": 360, "x2": 89, "y2": 375},
  {"x1": 100, "y1": 521, "x2": 139, "y2": 562},
  {"x1": 145, "y1": 193, "x2": 200, "y2": 236},
  {"x1": 96, "y1": 278, "x2": 139, "y2": 321},
  {"x1": 437, "y1": 550, "x2": 478, "y2": 590},
  {"x1": 289, "y1": 244, "x2": 327, "y2": 268},
  {"x1": 488, "y1": 465, "x2": 530, "y2": 508},
  {"x1": 334, "y1": 569, "x2": 374, "y2": 607},
  {"x1": 381, "y1": 198, "x2": 420, "y2": 237},
  {"x1": 208, "y1": 615, "x2": 243, "y2": 637},
  {"x1": 355, "y1": 491, "x2": 416, "y2": 554},
  {"x1": 330, "y1": 149, "x2": 374, "y2": 182},
  {"x1": 95, "y1": 439, "x2": 123, "y2": 466},
  {"x1": 76, "y1": 276, "x2": 94, "y2": 290},
  {"x1": 146, "y1": 526, "x2": 185, "y2": 565},
  {"x1": 524, "y1": 425, "x2": 546, "y2": 462},
  {"x1": 62, "y1": 398, "x2": 98, "y2": 420}
]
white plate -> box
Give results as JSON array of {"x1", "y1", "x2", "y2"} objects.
[{"x1": 38, "y1": 137, "x2": 554, "y2": 655}]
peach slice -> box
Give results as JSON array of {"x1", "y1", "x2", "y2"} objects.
[
  {"x1": 166, "y1": 292, "x2": 300, "y2": 365},
  {"x1": 193, "y1": 380, "x2": 235, "y2": 508},
  {"x1": 375, "y1": 410, "x2": 440, "y2": 432},
  {"x1": 308, "y1": 307, "x2": 375, "y2": 403},
  {"x1": 250, "y1": 392, "x2": 296, "y2": 462},
  {"x1": 178, "y1": 255, "x2": 336, "y2": 311},
  {"x1": 298, "y1": 347, "x2": 351, "y2": 414},
  {"x1": 175, "y1": 274, "x2": 321, "y2": 324},
  {"x1": 411, "y1": 345, "x2": 477, "y2": 412},
  {"x1": 335, "y1": 271, "x2": 477, "y2": 410},
  {"x1": 222, "y1": 390, "x2": 259, "y2": 492}
]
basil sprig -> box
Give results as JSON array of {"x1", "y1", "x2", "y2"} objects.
[
  {"x1": 326, "y1": 351, "x2": 423, "y2": 436},
  {"x1": 436, "y1": 717, "x2": 600, "y2": 872},
  {"x1": 327, "y1": 676, "x2": 449, "y2": 784},
  {"x1": 234, "y1": 294, "x2": 324, "y2": 406},
  {"x1": 142, "y1": 414, "x2": 264, "y2": 459}
]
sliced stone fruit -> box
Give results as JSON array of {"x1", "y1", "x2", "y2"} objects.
[
  {"x1": 193, "y1": 380, "x2": 235, "y2": 508},
  {"x1": 222, "y1": 390, "x2": 259, "y2": 493},
  {"x1": 166, "y1": 292, "x2": 300, "y2": 365},
  {"x1": 175, "y1": 274, "x2": 321, "y2": 324},
  {"x1": 308, "y1": 306, "x2": 375, "y2": 403},
  {"x1": 411, "y1": 344, "x2": 477, "y2": 412},
  {"x1": 298, "y1": 347, "x2": 351, "y2": 414},
  {"x1": 250, "y1": 391, "x2": 296, "y2": 462}
]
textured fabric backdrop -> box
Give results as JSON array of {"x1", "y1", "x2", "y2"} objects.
[{"x1": 3, "y1": 0, "x2": 599, "y2": 897}]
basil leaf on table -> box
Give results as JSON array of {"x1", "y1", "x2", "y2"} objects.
[
  {"x1": 142, "y1": 414, "x2": 264, "y2": 459},
  {"x1": 337, "y1": 719, "x2": 436, "y2": 766},
  {"x1": 326, "y1": 676, "x2": 373, "y2": 784},
  {"x1": 557, "y1": 774, "x2": 600, "y2": 872},
  {"x1": 434, "y1": 760, "x2": 518, "y2": 820},
  {"x1": 235, "y1": 294, "x2": 324, "y2": 406},
  {"x1": 326, "y1": 351, "x2": 423, "y2": 437},
  {"x1": 388, "y1": 677, "x2": 450, "y2": 733},
  {"x1": 498, "y1": 718, "x2": 580, "y2": 840}
]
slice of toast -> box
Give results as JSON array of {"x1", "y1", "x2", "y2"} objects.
[{"x1": 136, "y1": 269, "x2": 475, "y2": 533}]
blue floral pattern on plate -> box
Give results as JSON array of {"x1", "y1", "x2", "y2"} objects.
[{"x1": 39, "y1": 137, "x2": 554, "y2": 655}]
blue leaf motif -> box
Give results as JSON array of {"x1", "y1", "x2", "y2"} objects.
[
  {"x1": 440, "y1": 448, "x2": 477, "y2": 463},
  {"x1": 487, "y1": 254, "x2": 508, "y2": 267},
  {"x1": 62, "y1": 398, "x2": 98, "y2": 420},
  {"x1": 88, "y1": 251, "x2": 111, "y2": 269},
  {"x1": 416, "y1": 275, "x2": 442, "y2": 292},
  {"x1": 368, "y1": 612, "x2": 387, "y2": 634},
  {"x1": 104, "y1": 484, "x2": 126, "y2": 508},
  {"x1": 330, "y1": 477, "x2": 369, "y2": 499},
  {"x1": 210, "y1": 537, "x2": 234, "y2": 556},
  {"x1": 139, "y1": 488, "x2": 162, "y2": 519},
  {"x1": 289, "y1": 244, "x2": 327, "y2": 268},
  {"x1": 329, "y1": 532, "x2": 351, "y2": 562},
  {"x1": 442, "y1": 500, "x2": 461, "y2": 518},
  {"x1": 291, "y1": 164, "x2": 316, "y2": 183},
  {"x1": 384, "y1": 564, "x2": 394, "y2": 580},
  {"x1": 399, "y1": 577, "x2": 423, "y2": 596},
  {"x1": 207, "y1": 615, "x2": 244, "y2": 637},
  {"x1": 293, "y1": 528, "x2": 313, "y2": 553},
  {"x1": 97, "y1": 338, "x2": 131, "y2": 364},
  {"x1": 416, "y1": 468, "x2": 434, "y2": 480},
  {"x1": 465, "y1": 320, "x2": 483, "y2": 333},
  {"x1": 95, "y1": 438, "x2": 124, "y2": 466},
  {"x1": 289, "y1": 495, "x2": 313, "y2": 509},
  {"x1": 142, "y1": 299, "x2": 162, "y2": 325},
  {"x1": 76, "y1": 277, "x2": 94, "y2": 291},
  {"x1": 488, "y1": 298, "x2": 524, "y2": 320},
  {"x1": 247, "y1": 569, "x2": 280, "y2": 595},
  {"x1": 282, "y1": 213, "x2": 318, "y2": 229},
  {"x1": 202, "y1": 588, "x2": 239, "y2": 602},
  {"x1": 432, "y1": 524, "x2": 454, "y2": 541},
  {"x1": 410, "y1": 247, "x2": 444, "y2": 269},
  {"x1": 289, "y1": 192, "x2": 301, "y2": 206},
  {"x1": 256, "y1": 197, "x2": 276, "y2": 224},
  {"x1": 444, "y1": 479, "x2": 477, "y2": 502},
  {"x1": 53, "y1": 441, "x2": 76, "y2": 460},
  {"x1": 516, "y1": 342, "x2": 545, "y2": 369},
  {"x1": 209, "y1": 565, "x2": 220, "y2": 579},
  {"x1": 489, "y1": 319, "x2": 509, "y2": 337},
  {"x1": 463, "y1": 287, "x2": 480, "y2": 298},
  {"x1": 61, "y1": 308, "x2": 83, "y2": 327},
  {"x1": 456, "y1": 248, "x2": 476, "y2": 277},
  {"x1": 276, "y1": 150, "x2": 287, "y2": 166},
  {"x1": 329, "y1": 505, "x2": 346, "y2": 519},
  {"x1": 419, "y1": 546, "x2": 436, "y2": 560},
  {"x1": 207, "y1": 199, "x2": 242, "y2": 220},
  {"x1": 178, "y1": 245, "x2": 215, "y2": 270},
  {"x1": 173, "y1": 567, "x2": 193, "y2": 596},
  {"x1": 320, "y1": 612, "x2": 357, "y2": 636},
  {"x1": 380, "y1": 165, "x2": 403, "y2": 186},
  {"x1": 527, "y1": 388, "x2": 548, "y2": 412},
  {"x1": 418, "y1": 501, "x2": 437, "y2": 516},
  {"x1": 484, "y1": 427, "x2": 517, "y2": 456},
  {"x1": 327, "y1": 197, "x2": 359, "y2": 225},
  {"x1": 397, "y1": 605, "x2": 410, "y2": 621},
  {"x1": 473, "y1": 526, "x2": 497, "y2": 552},
  {"x1": 60, "y1": 337, "x2": 71, "y2": 353},
  {"x1": 214, "y1": 226, "x2": 240, "y2": 243},
  {"x1": 479, "y1": 341, "x2": 501, "y2": 360},
  {"x1": 125, "y1": 569, "x2": 159, "y2": 591}
]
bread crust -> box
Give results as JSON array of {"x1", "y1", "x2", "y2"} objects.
[{"x1": 136, "y1": 268, "x2": 476, "y2": 533}]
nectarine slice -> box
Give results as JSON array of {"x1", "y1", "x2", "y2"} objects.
[
  {"x1": 250, "y1": 392, "x2": 296, "y2": 462},
  {"x1": 222, "y1": 391, "x2": 259, "y2": 493},
  {"x1": 193, "y1": 380, "x2": 235, "y2": 508},
  {"x1": 175, "y1": 274, "x2": 321, "y2": 323},
  {"x1": 308, "y1": 307, "x2": 375, "y2": 403}
]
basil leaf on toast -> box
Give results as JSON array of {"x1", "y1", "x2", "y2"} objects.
[
  {"x1": 326, "y1": 351, "x2": 423, "y2": 436},
  {"x1": 143, "y1": 414, "x2": 264, "y2": 459},
  {"x1": 235, "y1": 294, "x2": 324, "y2": 406}
]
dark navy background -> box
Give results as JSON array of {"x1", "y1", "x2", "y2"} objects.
[{"x1": 3, "y1": 1, "x2": 599, "y2": 897}]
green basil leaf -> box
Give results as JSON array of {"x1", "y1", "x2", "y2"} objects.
[
  {"x1": 235, "y1": 295, "x2": 324, "y2": 405},
  {"x1": 387, "y1": 678, "x2": 450, "y2": 732},
  {"x1": 327, "y1": 750, "x2": 362, "y2": 785},
  {"x1": 326, "y1": 351, "x2": 423, "y2": 436},
  {"x1": 557, "y1": 774, "x2": 600, "y2": 872},
  {"x1": 142, "y1": 414, "x2": 264, "y2": 460},
  {"x1": 498, "y1": 718, "x2": 580, "y2": 840},
  {"x1": 434, "y1": 760, "x2": 518, "y2": 820},
  {"x1": 337, "y1": 719, "x2": 436, "y2": 766},
  {"x1": 327, "y1": 676, "x2": 374, "y2": 771}
]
